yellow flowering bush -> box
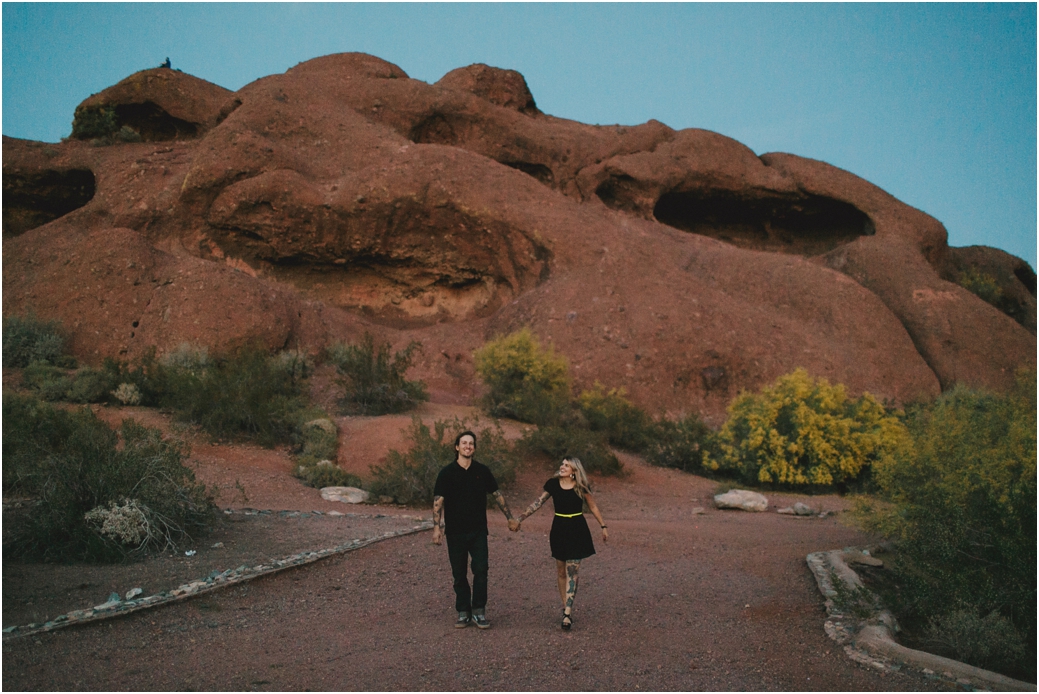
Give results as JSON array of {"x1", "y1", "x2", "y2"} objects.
[
  {"x1": 473, "y1": 328, "x2": 571, "y2": 425},
  {"x1": 708, "y1": 368, "x2": 909, "y2": 486}
]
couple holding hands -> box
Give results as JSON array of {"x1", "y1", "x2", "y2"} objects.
[{"x1": 431, "y1": 430, "x2": 607, "y2": 631}]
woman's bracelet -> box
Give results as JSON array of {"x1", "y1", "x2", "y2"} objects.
[{"x1": 600, "y1": 524, "x2": 607, "y2": 529}]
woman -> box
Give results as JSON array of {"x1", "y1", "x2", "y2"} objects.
[{"x1": 513, "y1": 457, "x2": 608, "y2": 630}]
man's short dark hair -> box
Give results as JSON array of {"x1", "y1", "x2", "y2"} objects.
[{"x1": 454, "y1": 430, "x2": 477, "y2": 448}]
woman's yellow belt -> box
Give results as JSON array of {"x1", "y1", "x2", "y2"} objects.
[{"x1": 555, "y1": 512, "x2": 583, "y2": 517}]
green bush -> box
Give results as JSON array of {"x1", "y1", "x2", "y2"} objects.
[
  {"x1": 645, "y1": 413, "x2": 717, "y2": 473},
  {"x1": 519, "y1": 425, "x2": 622, "y2": 476},
  {"x1": 21, "y1": 361, "x2": 128, "y2": 406},
  {"x1": 71, "y1": 106, "x2": 119, "y2": 140},
  {"x1": 295, "y1": 463, "x2": 362, "y2": 490},
  {"x1": 578, "y1": 383, "x2": 654, "y2": 451},
  {"x1": 2, "y1": 313, "x2": 75, "y2": 368},
  {"x1": 473, "y1": 328, "x2": 571, "y2": 425},
  {"x1": 707, "y1": 369, "x2": 909, "y2": 487},
  {"x1": 294, "y1": 421, "x2": 339, "y2": 467},
  {"x1": 158, "y1": 345, "x2": 313, "y2": 446},
  {"x1": 66, "y1": 367, "x2": 120, "y2": 404},
  {"x1": 923, "y1": 609, "x2": 1028, "y2": 676},
  {"x1": 369, "y1": 417, "x2": 517, "y2": 505},
  {"x1": 326, "y1": 334, "x2": 428, "y2": 416},
  {"x1": 853, "y1": 371, "x2": 1036, "y2": 678},
  {"x1": 3, "y1": 393, "x2": 215, "y2": 562},
  {"x1": 21, "y1": 362, "x2": 73, "y2": 401}
]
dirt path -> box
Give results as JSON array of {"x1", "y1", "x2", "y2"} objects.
[{"x1": 2, "y1": 405, "x2": 947, "y2": 691}]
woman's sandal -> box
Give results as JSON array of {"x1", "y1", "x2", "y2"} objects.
[{"x1": 561, "y1": 611, "x2": 573, "y2": 630}]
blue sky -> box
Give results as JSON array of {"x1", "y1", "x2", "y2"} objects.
[{"x1": 3, "y1": 3, "x2": 1036, "y2": 267}]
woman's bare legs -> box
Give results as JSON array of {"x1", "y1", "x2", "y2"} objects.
[{"x1": 556, "y1": 560, "x2": 568, "y2": 607}]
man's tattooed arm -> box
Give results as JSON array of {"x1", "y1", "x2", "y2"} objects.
[
  {"x1": 431, "y1": 495, "x2": 445, "y2": 544},
  {"x1": 492, "y1": 490, "x2": 514, "y2": 520},
  {"x1": 518, "y1": 492, "x2": 550, "y2": 522}
]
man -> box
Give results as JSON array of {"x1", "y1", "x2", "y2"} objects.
[{"x1": 432, "y1": 430, "x2": 519, "y2": 629}]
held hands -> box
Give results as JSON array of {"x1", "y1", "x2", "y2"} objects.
[
  {"x1": 508, "y1": 518, "x2": 521, "y2": 532},
  {"x1": 432, "y1": 525, "x2": 443, "y2": 545},
  {"x1": 601, "y1": 526, "x2": 609, "y2": 543}
]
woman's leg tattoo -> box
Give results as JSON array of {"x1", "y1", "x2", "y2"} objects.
[{"x1": 564, "y1": 560, "x2": 581, "y2": 614}]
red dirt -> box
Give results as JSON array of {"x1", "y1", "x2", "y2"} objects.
[{"x1": 2, "y1": 403, "x2": 946, "y2": 691}]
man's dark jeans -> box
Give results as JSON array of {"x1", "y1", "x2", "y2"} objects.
[{"x1": 446, "y1": 531, "x2": 489, "y2": 613}]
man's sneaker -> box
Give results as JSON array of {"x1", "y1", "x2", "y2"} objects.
[
  {"x1": 454, "y1": 611, "x2": 471, "y2": 628},
  {"x1": 472, "y1": 613, "x2": 490, "y2": 629}
]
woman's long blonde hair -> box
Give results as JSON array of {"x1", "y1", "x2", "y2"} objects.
[{"x1": 561, "y1": 456, "x2": 591, "y2": 499}]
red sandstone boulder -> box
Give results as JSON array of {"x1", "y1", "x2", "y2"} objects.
[
  {"x1": 72, "y1": 68, "x2": 231, "y2": 142},
  {"x1": 3, "y1": 53, "x2": 1033, "y2": 419}
]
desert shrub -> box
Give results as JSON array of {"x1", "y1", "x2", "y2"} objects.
[
  {"x1": 66, "y1": 367, "x2": 120, "y2": 404},
  {"x1": 326, "y1": 334, "x2": 428, "y2": 416},
  {"x1": 294, "y1": 420, "x2": 339, "y2": 467},
  {"x1": 369, "y1": 417, "x2": 517, "y2": 505},
  {"x1": 112, "y1": 382, "x2": 143, "y2": 406},
  {"x1": 71, "y1": 106, "x2": 118, "y2": 140},
  {"x1": 707, "y1": 369, "x2": 909, "y2": 487},
  {"x1": 473, "y1": 328, "x2": 571, "y2": 425},
  {"x1": 21, "y1": 361, "x2": 124, "y2": 405},
  {"x1": 922, "y1": 609, "x2": 1028, "y2": 676},
  {"x1": 956, "y1": 267, "x2": 1020, "y2": 316},
  {"x1": 295, "y1": 462, "x2": 362, "y2": 490},
  {"x1": 98, "y1": 350, "x2": 168, "y2": 406},
  {"x1": 3, "y1": 394, "x2": 215, "y2": 562},
  {"x1": 519, "y1": 425, "x2": 623, "y2": 476},
  {"x1": 2, "y1": 313, "x2": 75, "y2": 368},
  {"x1": 578, "y1": 383, "x2": 655, "y2": 451},
  {"x1": 21, "y1": 362, "x2": 73, "y2": 401},
  {"x1": 853, "y1": 371, "x2": 1036, "y2": 677},
  {"x1": 159, "y1": 345, "x2": 312, "y2": 446},
  {"x1": 645, "y1": 413, "x2": 717, "y2": 473}
]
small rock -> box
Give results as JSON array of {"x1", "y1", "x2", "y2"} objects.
[
  {"x1": 185, "y1": 550, "x2": 197, "y2": 557},
  {"x1": 211, "y1": 542, "x2": 224, "y2": 548},
  {"x1": 315, "y1": 460, "x2": 334, "y2": 468},
  {"x1": 378, "y1": 495, "x2": 395, "y2": 505},
  {"x1": 690, "y1": 506, "x2": 706, "y2": 515},
  {"x1": 777, "y1": 506, "x2": 795, "y2": 515},
  {"x1": 125, "y1": 587, "x2": 143, "y2": 600},
  {"x1": 792, "y1": 502, "x2": 814, "y2": 516},
  {"x1": 713, "y1": 489, "x2": 768, "y2": 512},
  {"x1": 320, "y1": 486, "x2": 370, "y2": 504}
]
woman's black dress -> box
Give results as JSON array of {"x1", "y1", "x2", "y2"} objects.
[{"x1": 545, "y1": 477, "x2": 595, "y2": 561}]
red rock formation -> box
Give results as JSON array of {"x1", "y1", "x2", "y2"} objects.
[
  {"x1": 4, "y1": 53, "x2": 1034, "y2": 419},
  {"x1": 72, "y1": 68, "x2": 231, "y2": 142}
]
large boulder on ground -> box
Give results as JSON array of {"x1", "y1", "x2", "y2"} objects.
[
  {"x1": 320, "y1": 487, "x2": 370, "y2": 504},
  {"x1": 714, "y1": 489, "x2": 769, "y2": 512}
]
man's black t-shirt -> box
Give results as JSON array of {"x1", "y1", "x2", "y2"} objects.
[{"x1": 433, "y1": 460, "x2": 499, "y2": 535}]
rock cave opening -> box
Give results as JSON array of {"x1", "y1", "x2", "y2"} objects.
[
  {"x1": 114, "y1": 102, "x2": 200, "y2": 141},
  {"x1": 594, "y1": 174, "x2": 645, "y2": 215},
  {"x1": 1014, "y1": 265, "x2": 1037, "y2": 297},
  {"x1": 408, "y1": 113, "x2": 460, "y2": 146},
  {"x1": 653, "y1": 190, "x2": 874, "y2": 256},
  {"x1": 2, "y1": 168, "x2": 96, "y2": 237}
]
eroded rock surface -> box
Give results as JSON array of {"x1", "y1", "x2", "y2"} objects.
[{"x1": 3, "y1": 53, "x2": 1034, "y2": 419}]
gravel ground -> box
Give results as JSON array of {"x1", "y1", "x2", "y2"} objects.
[{"x1": 3, "y1": 405, "x2": 951, "y2": 691}]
